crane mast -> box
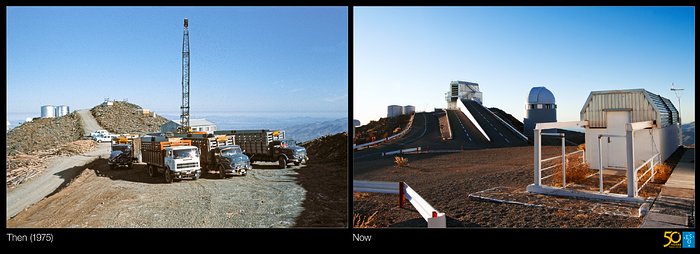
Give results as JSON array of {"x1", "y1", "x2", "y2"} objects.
[{"x1": 180, "y1": 18, "x2": 191, "y2": 133}]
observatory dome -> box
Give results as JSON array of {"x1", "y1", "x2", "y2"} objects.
[{"x1": 527, "y1": 87, "x2": 555, "y2": 104}]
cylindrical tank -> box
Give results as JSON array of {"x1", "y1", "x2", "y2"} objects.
[
  {"x1": 41, "y1": 105, "x2": 56, "y2": 118},
  {"x1": 387, "y1": 105, "x2": 403, "y2": 118},
  {"x1": 403, "y1": 105, "x2": 416, "y2": 115},
  {"x1": 56, "y1": 105, "x2": 70, "y2": 117}
]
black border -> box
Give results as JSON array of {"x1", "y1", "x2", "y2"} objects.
[{"x1": 3, "y1": 1, "x2": 697, "y2": 250}]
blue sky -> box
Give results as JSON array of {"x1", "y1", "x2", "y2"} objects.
[
  {"x1": 7, "y1": 7, "x2": 348, "y2": 119},
  {"x1": 354, "y1": 7, "x2": 695, "y2": 126}
]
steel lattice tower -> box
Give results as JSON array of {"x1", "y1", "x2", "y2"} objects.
[{"x1": 180, "y1": 18, "x2": 190, "y2": 132}]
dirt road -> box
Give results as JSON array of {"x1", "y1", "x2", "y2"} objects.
[
  {"x1": 6, "y1": 143, "x2": 111, "y2": 219},
  {"x1": 7, "y1": 161, "x2": 307, "y2": 228},
  {"x1": 6, "y1": 109, "x2": 109, "y2": 220},
  {"x1": 76, "y1": 109, "x2": 103, "y2": 136}
]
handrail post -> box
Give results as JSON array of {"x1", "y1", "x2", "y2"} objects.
[
  {"x1": 534, "y1": 129, "x2": 542, "y2": 187},
  {"x1": 561, "y1": 134, "x2": 566, "y2": 188},
  {"x1": 598, "y1": 135, "x2": 603, "y2": 193},
  {"x1": 626, "y1": 125, "x2": 637, "y2": 197}
]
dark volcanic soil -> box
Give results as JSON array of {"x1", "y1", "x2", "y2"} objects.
[{"x1": 353, "y1": 146, "x2": 645, "y2": 228}]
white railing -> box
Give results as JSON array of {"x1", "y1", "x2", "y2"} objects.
[
  {"x1": 382, "y1": 147, "x2": 421, "y2": 156},
  {"x1": 353, "y1": 114, "x2": 415, "y2": 150},
  {"x1": 353, "y1": 180, "x2": 446, "y2": 228},
  {"x1": 636, "y1": 153, "x2": 660, "y2": 193}
]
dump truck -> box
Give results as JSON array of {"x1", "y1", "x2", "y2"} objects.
[
  {"x1": 108, "y1": 135, "x2": 142, "y2": 169},
  {"x1": 175, "y1": 133, "x2": 251, "y2": 178},
  {"x1": 214, "y1": 130, "x2": 308, "y2": 169},
  {"x1": 140, "y1": 136, "x2": 201, "y2": 183}
]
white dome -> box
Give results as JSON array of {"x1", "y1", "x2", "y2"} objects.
[{"x1": 527, "y1": 87, "x2": 555, "y2": 104}]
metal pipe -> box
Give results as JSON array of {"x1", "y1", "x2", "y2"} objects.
[
  {"x1": 534, "y1": 129, "x2": 541, "y2": 187},
  {"x1": 598, "y1": 135, "x2": 603, "y2": 193},
  {"x1": 561, "y1": 135, "x2": 566, "y2": 188}
]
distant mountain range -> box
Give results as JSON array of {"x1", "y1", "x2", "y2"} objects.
[
  {"x1": 285, "y1": 118, "x2": 348, "y2": 143},
  {"x1": 682, "y1": 121, "x2": 694, "y2": 145}
]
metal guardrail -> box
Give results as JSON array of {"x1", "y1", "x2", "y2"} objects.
[
  {"x1": 353, "y1": 180, "x2": 446, "y2": 228},
  {"x1": 353, "y1": 114, "x2": 415, "y2": 150},
  {"x1": 382, "y1": 147, "x2": 421, "y2": 156}
]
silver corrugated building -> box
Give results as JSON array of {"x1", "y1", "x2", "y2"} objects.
[{"x1": 581, "y1": 89, "x2": 680, "y2": 170}]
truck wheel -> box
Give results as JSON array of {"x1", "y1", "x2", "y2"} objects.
[
  {"x1": 193, "y1": 171, "x2": 200, "y2": 180},
  {"x1": 147, "y1": 165, "x2": 155, "y2": 177},
  {"x1": 278, "y1": 157, "x2": 287, "y2": 169},
  {"x1": 164, "y1": 168, "x2": 173, "y2": 183},
  {"x1": 219, "y1": 165, "x2": 227, "y2": 179},
  {"x1": 294, "y1": 162, "x2": 301, "y2": 166},
  {"x1": 110, "y1": 164, "x2": 115, "y2": 170}
]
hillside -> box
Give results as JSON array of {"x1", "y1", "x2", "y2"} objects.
[
  {"x1": 300, "y1": 132, "x2": 347, "y2": 165},
  {"x1": 355, "y1": 114, "x2": 411, "y2": 144},
  {"x1": 489, "y1": 107, "x2": 524, "y2": 133},
  {"x1": 284, "y1": 118, "x2": 347, "y2": 143},
  {"x1": 5, "y1": 112, "x2": 84, "y2": 156},
  {"x1": 682, "y1": 121, "x2": 694, "y2": 145},
  {"x1": 91, "y1": 101, "x2": 170, "y2": 134}
]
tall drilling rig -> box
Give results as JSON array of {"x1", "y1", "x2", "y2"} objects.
[{"x1": 179, "y1": 18, "x2": 191, "y2": 133}]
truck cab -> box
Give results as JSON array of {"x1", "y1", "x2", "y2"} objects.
[
  {"x1": 214, "y1": 145, "x2": 251, "y2": 177},
  {"x1": 109, "y1": 143, "x2": 133, "y2": 169},
  {"x1": 273, "y1": 139, "x2": 308, "y2": 167},
  {"x1": 163, "y1": 146, "x2": 201, "y2": 182}
]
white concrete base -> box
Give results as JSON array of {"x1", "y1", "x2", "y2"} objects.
[{"x1": 526, "y1": 184, "x2": 647, "y2": 204}]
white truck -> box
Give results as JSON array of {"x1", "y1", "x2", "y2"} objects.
[{"x1": 140, "y1": 136, "x2": 202, "y2": 183}]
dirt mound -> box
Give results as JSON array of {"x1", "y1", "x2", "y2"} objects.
[
  {"x1": 355, "y1": 114, "x2": 411, "y2": 144},
  {"x1": 91, "y1": 101, "x2": 170, "y2": 134},
  {"x1": 5, "y1": 112, "x2": 83, "y2": 156},
  {"x1": 301, "y1": 132, "x2": 347, "y2": 165}
]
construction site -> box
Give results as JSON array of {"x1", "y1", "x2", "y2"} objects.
[
  {"x1": 6, "y1": 18, "x2": 347, "y2": 228},
  {"x1": 353, "y1": 81, "x2": 694, "y2": 228}
]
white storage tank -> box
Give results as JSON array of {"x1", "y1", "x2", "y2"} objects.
[
  {"x1": 387, "y1": 105, "x2": 403, "y2": 118},
  {"x1": 41, "y1": 105, "x2": 56, "y2": 118},
  {"x1": 403, "y1": 105, "x2": 416, "y2": 115},
  {"x1": 56, "y1": 105, "x2": 70, "y2": 117}
]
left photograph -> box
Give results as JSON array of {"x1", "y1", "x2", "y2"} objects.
[{"x1": 6, "y1": 6, "x2": 348, "y2": 228}]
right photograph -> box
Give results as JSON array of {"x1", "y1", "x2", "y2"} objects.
[{"x1": 353, "y1": 7, "x2": 695, "y2": 228}]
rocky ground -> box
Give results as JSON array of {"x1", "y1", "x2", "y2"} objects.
[
  {"x1": 8, "y1": 132, "x2": 349, "y2": 228},
  {"x1": 353, "y1": 146, "x2": 670, "y2": 228},
  {"x1": 91, "y1": 101, "x2": 170, "y2": 134},
  {"x1": 295, "y1": 132, "x2": 348, "y2": 227},
  {"x1": 7, "y1": 161, "x2": 307, "y2": 228},
  {"x1": 355, "y1": 114, "x2": 411, "y2": 144}
]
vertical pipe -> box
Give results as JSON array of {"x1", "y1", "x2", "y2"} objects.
[
  {"x1": 561, "y1": 135, "x2": 566, "y2": 188},
  {"x1": 534, "y1": 129, "x2": 541, "y2": 187},
  {"x1": 598, "y1": 135, "x2": 603, "y2": 193},
  {"x1": 626, "y1": 125, "x2": 637, "y2": 197}
]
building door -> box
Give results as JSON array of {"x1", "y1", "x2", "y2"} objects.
[{"x1": 605, "y1": 111, "x2": 630, "y2": 169}]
